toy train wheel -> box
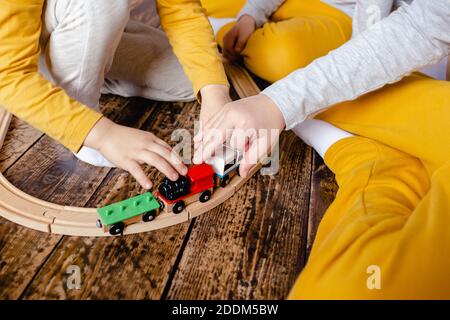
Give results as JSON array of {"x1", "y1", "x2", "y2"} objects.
[
  {"x1": 109, "y1": 222, "x2": 125, "y2": 236},
  {"x1": 142, "y1": 210, "x2": 157, "y2": 222},
  {"x1": 96, "y1": 219, "x2": 103, "y2": 228},
  {"x1": 172, "y1": 201, "x2": 184, "y2": 214},
  {"x1": 157, "y1": 199, "x2": 165, "y2": 210},
  {"x1": 199, "y1": 190, "x2": 212, "y2": 203},
  {"x1": 220, "y1": 176, "x2": 230, "y2": 188}
]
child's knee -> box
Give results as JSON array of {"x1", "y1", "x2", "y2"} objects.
[
  {"x1": 243, "y1": 23, "x2": 321, "y2": 82},
  {"x1": 46, "y1": 0, "x2": 132, "y2": 37},
  {"x1": 91, "y1": 0, "x2": 132, "y2": 29},
  {"x1": 325, "y1": 137, "x2": 429, "y2": 208},
  {"x1": 201, "y1": 0, "x2": 245, "y2": 17}
]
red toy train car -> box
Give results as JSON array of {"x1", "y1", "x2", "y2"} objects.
[{"x1": 155, "y1": 163, "x2": 214, "y2": 214}]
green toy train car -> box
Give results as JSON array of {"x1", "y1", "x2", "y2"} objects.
[{"x1": 96, "y1": 192, "x2": 161, "y2": 235}]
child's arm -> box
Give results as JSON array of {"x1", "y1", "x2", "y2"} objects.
[
  {"x1": 156, "y1": 0, "x2": 231, "y2": 124},
  {"x1": 0, "y1": 0, "x2": 187, "y2": 189},
  {"x1": 0, "y1": 0, "x2": 101, "y2": 152},
  {"x1": 261, "y1": 0, "x2": 450, "y2": 130},
  {"x1": 194, "y1": 0, "x2": 450, "y2": 176}
]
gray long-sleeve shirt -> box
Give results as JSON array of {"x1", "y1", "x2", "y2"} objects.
[
  {"x1": 242, "y1": 0, "x2": 450, "y2": 129},
  {"x1": 238, "y1": 0, "x2": 397, "y2": 30}
]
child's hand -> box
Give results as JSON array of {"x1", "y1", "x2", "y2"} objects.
[
  {"x1": 193, "y1": 94, "x2": 285, "y2": 177},
  {"x1": 222, "y1": 15, "x2": 256, "y2": 61},
  {"x1": 199, "y1": 84, "x2": 232, "y2": 125},
  {"x1": 84, "y1": 117, "x2": 187, "y2": 189}
]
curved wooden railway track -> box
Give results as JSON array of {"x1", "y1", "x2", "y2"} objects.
[{"x1": 0, "y1": 63, "x2": 262, "y2": 236}]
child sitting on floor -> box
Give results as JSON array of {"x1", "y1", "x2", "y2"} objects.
[{"x1": 0, "y1": 0, "x2": 231, "y2": 189}]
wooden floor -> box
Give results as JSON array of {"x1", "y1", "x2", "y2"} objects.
[{"x1": 0, "y1": 89, "x2": 338, "y2": 299}]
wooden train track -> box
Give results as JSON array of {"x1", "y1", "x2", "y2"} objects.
[{"x1": 0, "y1": 63, "x2": 261, "y2": 237}]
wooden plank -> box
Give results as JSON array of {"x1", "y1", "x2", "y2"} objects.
[
  {"x1": 306, "y1": 151, "x2": 338, "y2": 258},
  {"x1": 21, "y1": 224, "x2": 190, "y2": 299},
  {"x1": 231, "y1": 162, "x2": 263, "y2": 192},
  {"x1": 224, "y1": 62, "x2": 261, "y2": 98},
  {"x1": 0, "y1": 117, "x2": 43, "y2": 172},
  {"x1": 0, "y1": 222, "x2": 61, "y2": 299},
  {"x1": 0, "y1": 108, "x2": 9, "y2": 149},
  {"x1": 0, "y1": 137, "x2": 106, "y2": 299},
  {"x1": 20, "y1": 100, "x2": 199, "y2": 299},
  {"x1": 4, "y1": 139, "x2": 110, "y2": 205},
  {"x1": 0, "y1": 96, "x2": 143, "y2": 299},
  {"x1": 447, "y1": 55, "x2": 450, "y2": 81},
  {"x1": 165, "y1": 132, "x2": 312, "y2": 299},
  {"x1": 187, "y1": 184, "x2": 235, "y2": 219},
  {"x1": 0, "y1": 113, "x2": 55, "y2": 299}
]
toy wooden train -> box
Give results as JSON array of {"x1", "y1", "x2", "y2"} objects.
[{"x1": 96, "y1": 145, "x2": 242, "y2": 235}]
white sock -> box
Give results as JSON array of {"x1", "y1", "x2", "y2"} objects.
[
  {"x1": 292, "y1": 119, "x2": 354, "y2": 158},
  {"x1": 208, "y1": 17, "x2": 236, "y2": 37},
  {"x1": 74, "y1": 146, "x2": 116, "y2": 168}
]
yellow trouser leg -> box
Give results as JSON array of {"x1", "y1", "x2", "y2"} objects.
[
  {"x1": 317, "y1": 74, "x2": 450, "y2": 174},
  {"x1": 290, "y1": 137, "x2": 450, "y2": 299},
  {"x1": 205, "y1": 0, "x2": 352, "y2": 82}
]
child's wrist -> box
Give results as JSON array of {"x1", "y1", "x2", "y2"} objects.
[
  {"x1": 200, "y1": 84, "x2": 230, "y2": 101},
  {"x1": 238, "y1": 14, "x2": 256, "y2": 29},
  {"x1": 84, "y1": 116, "x2": 114, "y2": 150},
  {"x1": 257, "y1": 93, "x2": 286, "y2": 130},
  {"x1": 200, "y1": 85, "x2": 231, "y2": 107}
]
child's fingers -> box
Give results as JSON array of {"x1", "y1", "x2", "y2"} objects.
[
  {"x1": 222, "y1": 50, "x2": 237, "y2": 62},
  {"x1": 194, "y1": 119, "x2": 233, "y2": 163},
  {"x1": 194, "y1": 109, "x2": 223, "y2": 144},
  {"x1": 239, "y1": 136, "x2": 269, "y2": 177},
  {"x1": 230, "y1": 130, "x2": 250, "y2": 152},
  {"x1": 153, "y1": 138, "x2": 172, "y2": 151},
  {"x1": 147, "y1": 143, "x2": 187, "y2": 175},
  {"x1": 239, "y1": 162, "x2": 250, "y2": 177},
  {"x1": 139, "y1": 150, "x2": 179, "y2": 181},
  {"x1": 235, "y1": 32, "x2": 248, "y2": 53},
  {"x1": 223, "y1": 28, "x2": 238, "y2": 57},
  {"x1": 193, "y1": 113, "x2": 223, "y2": 160},
  {"x1": 126, "y1": 161, "x2": 153, "y2": 190},
  {"x1": 195, "y1": 134, "x2": 222, "y2": 164}
]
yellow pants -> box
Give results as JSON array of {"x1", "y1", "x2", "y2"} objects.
[
  {"x1": 290, "y1": 74, "x2": 450, "y2": 299},
  {"x1": 201, "y1": 0, "x2": 352, "y2": 82}
]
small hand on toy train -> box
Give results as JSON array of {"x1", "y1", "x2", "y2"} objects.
[{"x1": 96, "y1": 145, "x2": 243, "y2": 235}]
